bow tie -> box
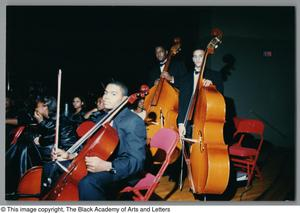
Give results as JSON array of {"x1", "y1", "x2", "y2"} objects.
[
  {"x1": 159, "y1": 63, "x2": 165, "y2": 67},
  {"x1": 194, "y1": 70, "x2": 200, "y2": 74}
]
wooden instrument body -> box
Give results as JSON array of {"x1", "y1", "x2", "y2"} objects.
[
  {"x1": 190, "y1": 84, "x2": 230, "y2": 194},
  {"x1": 17, "y1": 166, "x2": 43, "y2": 201},
  {"x1": 143, "y1": 38, "x2": 182, "y2": 164},
  {"x1": 144, "y1": 81, "x2": 181, "y2": 163},
  {"x1": 17, "y1": 123, "x2": 119, "y2": 200}
]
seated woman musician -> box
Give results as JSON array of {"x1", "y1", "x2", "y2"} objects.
[
  {"x1": 33, "y1": 96, "x2": 79, "y2": 161},
  {"x1": 6, "y1": 96, "x2": 79, "y2": 196},
  {"x1": 52, "y1": 81, "x2": 147, "y2": 200},
  {"x1": 68, "y1": 96, "x2": 86, "y2": 127}
]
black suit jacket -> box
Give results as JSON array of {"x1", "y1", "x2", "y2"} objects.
[
  {"x1": 148, "y1": 60, "x2": 187, "y2": 88},
  {"x1": 178, "y1": 69, "x2": 223, "y2": 124},
  {"x1": 110, "y1": 108, "x2": 147, "y2": 183}
]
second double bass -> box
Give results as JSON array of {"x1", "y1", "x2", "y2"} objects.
[{"x1": 144, "y1": 38, "x2": 183, "y2": 163}]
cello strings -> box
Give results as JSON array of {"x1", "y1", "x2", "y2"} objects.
[
  {"x1": 51, "y1": 98, "x2": 130, "y2": 179},
  {"x1": 67, "y1": 97, "x2": 129, "y2": 154}
]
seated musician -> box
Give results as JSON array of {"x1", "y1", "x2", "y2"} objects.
[
  {"x1": 68, "y1": 96, "x2": 86, "y2": 127},
  {"x1": 6, "y1": 96, "x2": 79, "y2": 196},
  {"x1": 83, "y1": 95, "x2": 105, "y2": 122},
  {"x1": 131, "y1": 98, "x2": 146, "y2": 120},
  {"x1": 33, "y1": 96, "x2": 79, "y2": 161},
  {"x1": 52, "y1": 81, "x2": 147, "y2": 200},
  {"x1": 178, "y1": 49, "x2": 214, "y2": 137},
  {"x1": 148, "y1": 45, "x2": 187, "y2": 88}
]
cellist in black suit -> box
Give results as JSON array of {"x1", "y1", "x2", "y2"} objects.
[{"x1": 52, "y1": 81, "x2": 147, "y2": 200}]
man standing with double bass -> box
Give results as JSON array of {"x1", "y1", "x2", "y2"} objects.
[
  {"x1": 148, "y1": 45, "x2": 187, "y2": 88},
  {"x1": 178, "y1": 49, "x2": 213, "y2": 137}
]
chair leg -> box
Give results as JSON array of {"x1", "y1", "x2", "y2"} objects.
[
  {"x1": 246, "y1": 163, "x2": 255, "y2": 187},
  {"x1": 255, "y1": 166, "x2": 263, "y2": 180},
  {"x1": 144, "y1": 183, "x2": 158, "y2": 201},
  {"x1": 132, "y1": 190, "x2": 146, "y2": 201}
]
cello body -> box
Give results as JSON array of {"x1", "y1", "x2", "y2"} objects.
[
  {"x1": 17, "y1": 166, "x2": 43, "y2": 201},
  {"x1": 17, "y1": 123, "x2": 119, "y2": 200},
  {"x1": 43, "y1": 123, "x2": 119, "y2": 200}
]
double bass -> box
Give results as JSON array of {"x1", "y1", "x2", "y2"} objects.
[
  {"x1": 144, "y1": 38, "x2": 182, "y2": 163},
  {"x1": 182, "y1": 29, "x2": 230, "y2": 194}
]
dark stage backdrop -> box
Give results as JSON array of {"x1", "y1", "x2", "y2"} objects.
[
  {"x1": 6, "y1": 6, "x2": 295, "y2": 148},
  {"x1": 6, "y1": 6, "x2": 203, "y2": 99}
]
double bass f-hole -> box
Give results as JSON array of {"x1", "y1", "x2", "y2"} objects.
[{"x1": 197, "y1": 130, "x2": 204, "y2": 152}]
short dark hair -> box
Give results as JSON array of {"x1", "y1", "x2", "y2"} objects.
[
  {"x1": 108, "y1": 81, "x2": 128, "y2": 96},
  {"x1": 73, "y1": 96, "x2": 85, "y2": 104},
  {"x1": 155, "y1": 45, "x2": 166, "y2": 52},
  {"x1": 36, "y1": 96, "x2": 57, "y2": 119}
]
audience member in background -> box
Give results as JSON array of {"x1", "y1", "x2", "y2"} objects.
[
  {"x1": 69, "y1": 96, "x2": 86, "y2": 126},
  {"x1": 131, "y1": 98, "x2": 146, "y2": 120},
  {"x1": 84, "y1": 96, "x2": 105, "y2": 122}
]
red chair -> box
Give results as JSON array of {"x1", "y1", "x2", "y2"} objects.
[
  {"x1": 10, "y1": 126, "x2": 26, "y2": 145},
  {"x1": 229, "y1": 118, "x2": 264, "y2": 186},
  {"x1": 120, "y1": 128, "x2": 179, "y2": 201}
]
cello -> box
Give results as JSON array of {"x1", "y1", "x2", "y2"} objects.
[
  {"x1": 17, "y1": 74, "x2": 148, "y2": 200},
  {"x1": 144, "y1": 38, "x2": 182, "y2": 163},
  {"x1": 181, "y1": 29, "x2": 230, "y2": 194}
]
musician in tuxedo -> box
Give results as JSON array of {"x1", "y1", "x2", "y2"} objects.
[
  {"x1": 148, "y1": 45, "x2": 187, "y2": 88},
  {"x1": 178, "y1": 49, "x2": 215, "y2": 137},
  {"x1": 53, "y1": 81, "x2": 147, "y2": 200}
]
